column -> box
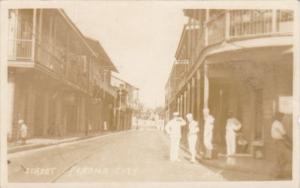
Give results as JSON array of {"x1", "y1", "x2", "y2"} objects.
[
  {"x1": 203, "y1": 62, "x2": 209, "y2": 110},
  {"x1": 190, "y1": 18, "x2": 194, "y2": 65},
  {"x1": 225, "y1": 10, "x2": 231, "y2": 40},
  {"x1": 177, "y1": 97, "x2": 180, "y2": 113},
  {"x1": 187, "y1": 17, "x2": 192, "y2": 69},
  {"x1": 191, "y1": 76, "x2": 196, "y2": 116},
  {"x1": 42, "y1": 92, "x2": 50, "y2": 136},
  {"x1": 55, "y1": 95, "x2": 62, "y2": 136},
  {"x1": 184, "y1": 90, "x2": 187, "y2": 116},
  {"x1": 188, "y1": 82, "x2": 191, "y2": 114},
  {"x1": 180, "y1": 94, "x2": 184, "y2": 117},
  {"x1": 32, "y1": 9, "x2": 37, "y2": 60},
  {"x1": 205, "y1": 9, "x2": 210, "y2": 46},
  {"x1": 272, "y1": 9, "x2": 277, "y2": 33},
  {"x1": 26, "y1": 85, "x2": 36, "y2": 138},
  {"x1": 7, "y1": 74, "x2": 16, "y2": 141},
  {"x1": 196, "y1": 69, "x2": 201, "y2": 121},
  {"x1": 191, "y1": 12, "x2": 196, "y2": 64}
]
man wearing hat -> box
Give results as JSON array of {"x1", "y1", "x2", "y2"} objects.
[{"x1": 165, "y1": 112, "x2": 186, "y2": 162}]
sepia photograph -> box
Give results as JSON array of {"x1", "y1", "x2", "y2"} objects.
[{"x1": 1, "y1": 1, "x2": 299, "y2": 188}]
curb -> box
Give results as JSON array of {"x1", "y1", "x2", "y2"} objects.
[{"x1": 8, "y1": 131, "x2": 119, "y2": 154}]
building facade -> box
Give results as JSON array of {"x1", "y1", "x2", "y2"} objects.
[
  {"x1": 7, "y1": 9, "x2": 118, "y2": 141},
  {"x1": 165, "y1": 9, "x2": 294, "y2": 160},
  {"x1": 111, "y1": 75, "x2": 139, "y2": 131}
]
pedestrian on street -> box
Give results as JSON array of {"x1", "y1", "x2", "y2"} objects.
[
  {"x1": 203, "y1": 108, "x2": 215, "y2": 159},
  {"x1": 186, "y1": 113, "x2": 199, "y2": 163},
  {"x1": 271, "y1": 112, "x2": 292, "y2": 179},
  {"x1": 225, "y1": 111, "x2": 242, "y2": 165},
  {"x1": 165, "y1": 112, "x2": 186, "y2": 162},
  {"x1": 18, "y1": 119, "x2": 28, "y2": 145}
]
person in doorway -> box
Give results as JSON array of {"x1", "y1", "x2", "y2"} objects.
[
  {"x1": 18, "y1": 119, "x2": 28, "y2": 145},
  {"x1": 186, "y1": 113, "x2": 199, "y2": 163},
  {"x1": 225, "y1": 111, "x2": 242, "y2": 165},
  {"x1": 165, "y1": 112, "x2": 186, "y2": 162},
  {"x1": 271, "y1": 112, "x2": 292, "y2": 179},
  {"x1": 203, "y1": 108, "x2": 215, "y2": 159}
]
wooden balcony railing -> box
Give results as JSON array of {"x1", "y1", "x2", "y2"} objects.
[
  {"x1": 171, "y1": 9, "x2": 293, "y2": 104},
  {"x1": 8, "y1": 39, "x2": 33, "y2": 60},
  {"x1": 208, "y1": 10, "x2": 293, "y2": 42},
  {"x1": 229, "y1": 10, "x2": 273, "y2": 39},
  {"x1": 8, "y1": 37, "x2": 90, "y2": 92},
  {"x1": 207, "y1": 12, "x2": 226, "y2": 45}
]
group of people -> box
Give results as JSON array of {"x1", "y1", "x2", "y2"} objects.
[
  {"x1": 165, "y1": 109, "x2": 243, "y2": 164},
  {"x1": 165, "y1": 109, "x2": 292, "y2": 178}
]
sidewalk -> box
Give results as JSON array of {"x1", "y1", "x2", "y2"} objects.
[
  {"x1": 180, "y1": 145, "x2": 277, "y2": 178},
  {"x1": 198, "y1": 154, "x2": 274, "y2": 175},
  {"x1": 8, "y1": 131, "x2": 113, "y2": 154}
]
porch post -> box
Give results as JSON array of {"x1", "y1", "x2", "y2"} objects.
[
  {"x1": 42, "y1": 92, "x2": 50, "y2": 136},
  {"x1": 188, "y1": 17, "x2": 192, "y2": 69},
  {"x1": 204, "y1": 9, "x2": 210, "y2": 46},
  {"x1": 7, "y1": 74, "x2": 16, "y2": 140},
  {"x1": 32, "y1": 9, "x2": 37, "y2": 60},
  {"x1": 225, "y1": 10, "x2": 231, "y2": 40},
  {"x1": 38, "y1": 9, "x2": 43, "y2": 41},
  {"x1": 187, "y1": 82, "x2": 191, "y2": 114},
  {"x1": 196, "y1": 69, "x2": 201, "y2": 121},
  {"x1": 180, "y1": 94, "x2": 184, "y2": 116},
  {"x1": 191, "y1": 76, "x2": 196, "y2": 115},
  {"x1": 272, "y1": 9, "x2": 277, "y2": 33},
  {"x1": 184, "y1": 90, "x2": 187, "y2": 116},
  {"x1": 177, "y1": 97, "x2": 180, "y2": 113},
  {"x1": 203, "y1": 62, "x2": 209, "y2": 110}
]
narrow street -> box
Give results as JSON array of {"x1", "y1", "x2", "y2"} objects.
[{"x1": 8, "y1": 130, "x2": 269, "y2": 182}]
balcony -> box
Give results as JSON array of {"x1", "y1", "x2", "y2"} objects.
[
  {"x1": 8, "y1": 39, "x2": 33, "y2": 61},
  {"x1": 8, "y1": 9, "x2": 92, "y2": 93},
  {"x1": 207, "y1": 10, "x2": 293, "y2": 46},
  {"x1": 170, "y1": 9, "x2": 293, "y2": 103}
]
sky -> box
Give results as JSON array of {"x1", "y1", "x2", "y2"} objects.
[{"x1": 64, "y1": 2, "x2": 186, "y2": 108}]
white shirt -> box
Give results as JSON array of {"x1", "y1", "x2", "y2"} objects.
[
  {"x1": 271, "y1": 120, "x2": 286, "y2": 140},
  {"x1": 165, "y1": 117, "x2": 186, "y2": 137},
  {"x1": 188, "y1": 120, "x2": 199, "y2": 135},
  {"x1": 204, "y1": 115, "x2": 215, "y2": 132},
  {"x1": 20, "y1": 123, "x2": 28, "y2": 137},
  {"x1": 226, "y1": 118, "x2": 241, "y2": 135}
]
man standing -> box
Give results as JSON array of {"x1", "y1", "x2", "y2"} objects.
[
  {"x1": 225, "y1": 111, "x2": 242, "y2": 165},
  {"x1": 271, "y1": 112, "x2": 292, "y2": 179},
  {"x1": 18, "y1": 119, "x2": 28, "y2": 145},
  {"x1": 165, "y1": 112, "x2": 186, "y2": 162},
  {"x1": 203, "y1": 108, "x2": 215, "y2": 159},
  {"x1": 186, "y1": 113, "x2": 199, "y2": 163}
]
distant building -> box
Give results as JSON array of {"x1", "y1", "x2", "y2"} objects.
[
  {"x1": 111, "y1": 75, "x2": 139, "y2": 130},
  {"x1": 85, "y1": 37, "x2": 118, "y2": 133}
]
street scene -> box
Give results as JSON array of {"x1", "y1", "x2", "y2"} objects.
[{"x1": 6, "y1": 3, "x2": 296, "y2": 184}]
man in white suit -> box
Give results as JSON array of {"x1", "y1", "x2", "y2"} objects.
[{"x1": 165, "y1": 112, "x2": 186, "y2": 162}]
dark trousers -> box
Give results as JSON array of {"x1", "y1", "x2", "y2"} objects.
[{"x1": 272, "y1": 140, "x2": 292, "y2": 179}]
